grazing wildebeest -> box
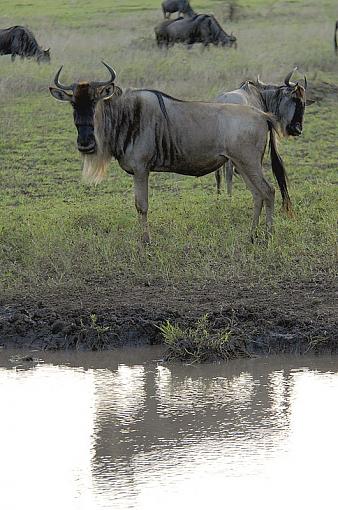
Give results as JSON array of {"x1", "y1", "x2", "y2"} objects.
[
  {"x1": 0, "y1": 26, "x2": 50, "y2": 63},
  {"x1": 162, "y1": 0, "x2": 195, "y2": 19},
  {"x1": 155, "y1": 14, "x2": 236, "y2": 49},
  {"x1": 214, "y1": 69, "x2": 312, "y2": 196},
  {"x1": 206, "y1": 14, "x2": 237, "y2": 47},
  {"x1": 335, "y1": 21, "x2": 338, "y2": 54},
  {"x1": 49, "y1": 63, "x2": 290, "y2": 244}
]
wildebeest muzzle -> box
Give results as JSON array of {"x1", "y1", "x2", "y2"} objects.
[
  {"x1": 76, "y1": 124, "x2": 96, "y2": 153},
  {"x1": 286, "y1": 122, "x2": 302, "y2": 137}
]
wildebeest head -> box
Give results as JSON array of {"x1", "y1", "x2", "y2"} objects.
[
  {"x1": 279, "y1": 69, "x2": 308, "y2": 136},
  {"x1": 49, "y1": 62, "x2": 116, "y2": 153},
  {"x1": 257, "y1": 68, "x2": 313, "y2": 137},
  {"x1": 208, "y1": 15, "x2": 237, "y2": 47},
  {"x1": 223, "y1": 32, "x2": 237, "y2": 48},
  {"x1": 38, "y1": 48, "x2": 51, "y2": 63}
]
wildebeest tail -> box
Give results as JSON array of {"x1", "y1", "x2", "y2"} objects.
[
  {"x1": 267, "y1": 119, "x2": 293, "y2": 216},
  {"x1": 335, "y1": 21, "x2": 338, "y2": 54}
]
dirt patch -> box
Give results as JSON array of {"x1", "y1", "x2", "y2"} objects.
[{"x1": 0, "y1": 277, "x2": 336, "y2": 357}]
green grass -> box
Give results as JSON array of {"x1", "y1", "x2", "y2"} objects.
[
  {"x1": 0, "y1": 0, "x2": 337, "y2": 298},
  {"x1": 159, "y1": 315, "x2": 241, "y2": 363}
]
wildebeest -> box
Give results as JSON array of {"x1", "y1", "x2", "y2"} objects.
[
  {"x1": 49, "y1": 62, "x2": 291, "y2": 244},
  {"x1": 155, "y1": 14, "x2": 236, "y2": 49},
  {"x1": 214, "y1": 69, "x2": 313, "y2": 196},
  {"x1": 335, "y1": 21, "x2": 338, "y2": 54},
  {"x1": 162, "y1": 0, "x2": 195, "y2": 19},
  {"x1": 0, "y1": 26, "x2": 50, "y2": 63}
]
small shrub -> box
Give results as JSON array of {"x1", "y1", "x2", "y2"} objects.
[{"x1": 159, "y1": 314, "x2": 249, "y2": 363}]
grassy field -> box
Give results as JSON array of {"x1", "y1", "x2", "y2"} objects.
[{"x1": 0, "y1": 0, "x2": 337, "y2": 302}]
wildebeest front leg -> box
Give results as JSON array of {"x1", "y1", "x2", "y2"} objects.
[
  {"x1": 225, "y1": 159, "x2": 234, "y2": 197},
  {"x1": 236, "y1": 164, "x2": 268, "y2": 242},
  {"x1": 215, "y1": 168, "x2": 222, "y2": 194},
  {"x1": 241, "y1": 175, "x2": 264, "y2": 241},
  {"x1": 248, "y1": 173, "x2": 275, "y2": 241},
  {"x1": 215, "y1": 159, "x2": 234, "y2": 195},
  {"x1": 244, "y1": 172, "x2": 275, "y2": 239},
  {"x1": 133, "y1": 171, "x2": 150, "y2": 244}
]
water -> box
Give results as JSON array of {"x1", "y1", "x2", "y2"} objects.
[{"x1": 0, "y1": 348, "x2": 337, "y2": 510}]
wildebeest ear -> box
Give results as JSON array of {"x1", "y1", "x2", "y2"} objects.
[
  {"x1": 306, "y1": 99, "x2": 316, "y2": 106},
  {"x1": 96, "y1": 84, "x2": 115, "y2": 101},
  {"x1": 49, "y1": 87, "x2": 72, "y2": 102}
]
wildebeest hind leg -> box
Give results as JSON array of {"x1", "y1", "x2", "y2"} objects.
[
  {"x1": 133, "y1": 171, "x2": 151, "y2": 244},
  {"x1": 263, "y1": 183, "x2": 275, "y2": 239}
]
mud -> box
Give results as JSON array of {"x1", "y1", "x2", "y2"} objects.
[{"x1": 0, "y1": 276, "x2": 336, "y2": 357}]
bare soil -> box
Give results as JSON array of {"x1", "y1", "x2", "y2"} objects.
[{"x1": 0, "y1": 276, "x2": 336, "y2": 356}]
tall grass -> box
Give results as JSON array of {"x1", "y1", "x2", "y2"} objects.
[{"x1": 0, "y1": 0, "x2": 337, "y2": 297}]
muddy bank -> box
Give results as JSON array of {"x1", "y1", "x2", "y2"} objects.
[{"x1": 0, "y1": 277, "x2": 336, "y2": 357}]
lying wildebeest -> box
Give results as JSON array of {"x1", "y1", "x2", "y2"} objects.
[
  {"x1": 162, "y1": 0, "x2": 195, "y2": 18},
  {"x1": 214, "y1": 69, "x2": 313, "y2": 196},
  {"x1": 155, "y1": 14, "x2": 236, "y2": 48},
  {"x1": 49, "y1": 62, "x2": 290, "y2": 244},
  {"x1": 0, "y1": 26, "x2": 50, "y2": 63},
  {"x1": 335, "y1": 21, "x2": 338, "y2": 54}
]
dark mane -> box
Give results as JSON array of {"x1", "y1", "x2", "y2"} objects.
[
  {"x1": 195, "y1": 14, "x2": 210, "y2": 24},
  {"x1": 239, "y1": 79, "x2": 284, "y2": 92},
  {"x1": 97, "y1": 90, "x2": 183, "y2": 169},
  {"x1": 208, "y1": 14, "x2": 229, "y2": 39},
  {"x1": 209, "y1": 15, "x2": 224, "y2": 32},
  {"x1": 239, "y1": 80, "x2": 251, "y2": 89},
  {"x1": 252, "y1": 80, "x2": 282, "y2": 91}
]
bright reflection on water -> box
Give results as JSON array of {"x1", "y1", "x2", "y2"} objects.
[{"x1": 0, "y1": 349, "x2": 337, "y2": 510}]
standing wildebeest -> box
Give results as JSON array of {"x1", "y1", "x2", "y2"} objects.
[
  {"x1": 214, "y1": 69, "x2": 312, "y2": 196},
  {"x1": 155, "y1": 14, "x2": 236, "y2": 49},
  {"x1": 0, "y1": 26, "x2": 50, "y2": 63},
  {"x1": 162, "y1": 0, "x2": 195, "y2": 19},
  {"x1": 49, "y1": 62, "x2": 290, "y2": 244}
]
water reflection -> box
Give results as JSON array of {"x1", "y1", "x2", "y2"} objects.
[{"x1": 0, "y1": 350, "x2": 337, "y2": 510}]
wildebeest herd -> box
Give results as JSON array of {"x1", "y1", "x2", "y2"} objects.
[
  {"x1": 1, "y1": 1, "x2": 332, "y2": 245},
  {"x1": 49, "y1": 61, "x2": 310, "y2": 244},
  {"x1": 156, "y1": 0, "x2": 237, "y2": 48}
]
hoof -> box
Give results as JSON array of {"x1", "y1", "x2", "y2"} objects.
[{"x1": 142, "y1": 234, "x2": 151, "y2": 245}]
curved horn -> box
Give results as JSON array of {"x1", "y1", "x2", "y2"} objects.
[
  {"x1": 91, "y1": 61, "x2": 116, "y2": 88},
  {"x1": 53, "y1": 65, "x2": 73, "y2": 91},
  {"x1": 284, "y1": 66, "x2": 298, "y2": 86},
  {"x1": 304, "y1": 75, "x2": 307, "y2": 90},
  {"x1": 256, "y1": 75, "x2": 266, "y2": 86}
]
